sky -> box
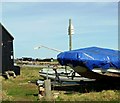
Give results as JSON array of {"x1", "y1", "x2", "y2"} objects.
[
  {"x1": 1, "y1": 0, "x2": 120, "y2": 2},
  {"x1": 1, "y1": 1, "x2": 119, "y2": 59}
]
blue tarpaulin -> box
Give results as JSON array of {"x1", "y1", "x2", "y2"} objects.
[{"x1": 57, "y1": 47, "x2": 120, "y2": 70}]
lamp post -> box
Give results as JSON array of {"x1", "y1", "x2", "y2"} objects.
[
  {"x1": 68, "y1": 19, "x2": 74, "y2": 51},
  {"x1": 34, "y1": 45, "x2": 62, "y2": 52}
]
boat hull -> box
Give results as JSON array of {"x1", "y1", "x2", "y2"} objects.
[{"x1": 68, "y1": 64, "x2": 120, "y2": 80}]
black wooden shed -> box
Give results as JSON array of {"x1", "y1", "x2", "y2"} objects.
[{"x1": 0, "y1": 23, "x2": 20, "y2": 77}]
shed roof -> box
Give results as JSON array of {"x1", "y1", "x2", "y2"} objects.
[{"x1": 0, "y1": 23, "x2": 14, "y2": 40}]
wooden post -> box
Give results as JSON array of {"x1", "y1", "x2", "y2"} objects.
[
  {"x1": 68, "y1": 19, "x2": 74, "y2": 51},
  {"x1": 44, "y1": 79, "x2": 52, "y2": 100}
]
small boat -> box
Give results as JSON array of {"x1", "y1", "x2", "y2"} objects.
[
  {"x1": 57, "y1": 47, "x2": 120, "y2": 80},
  {"x1": 39, "y1": 68, "x2": 95, "y2": 82}
]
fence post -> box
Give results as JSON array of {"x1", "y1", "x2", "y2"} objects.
[{"x1": 44, "y1": 79, "x2": 52, "y2": 100}]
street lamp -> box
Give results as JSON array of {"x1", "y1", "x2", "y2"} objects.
[{"x1": 34, "y1": 45, "x2": 62, "y2": 53}]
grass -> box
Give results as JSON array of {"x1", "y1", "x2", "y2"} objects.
[
  {"x1": 2, "y1": 66, "x2": 41, "y2": 101},
  {"x1": 1, "y1": 66, "x2": 120, "y2": 102},
  {"x1": 56, "y1": 90, "x2": 120, "y2": 101}
]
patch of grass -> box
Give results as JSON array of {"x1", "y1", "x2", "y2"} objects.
[
  {"x1": 55, "y1": 90, "x2": 120, "y2": 101},
  {"x1": 2, "y1": 66, "x2": 42, "y2": 101},
  {"x1": 1, "y1": 66, "x2": 120, "y2": 102}
]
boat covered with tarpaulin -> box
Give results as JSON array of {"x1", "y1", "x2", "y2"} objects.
[{"x1": 57, "y1": 47, "x2": 120, "y2": 80}]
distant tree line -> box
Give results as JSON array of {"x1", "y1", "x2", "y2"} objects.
[{"x1": 15, "y1": 57, "x2": 55, "y2": 62}]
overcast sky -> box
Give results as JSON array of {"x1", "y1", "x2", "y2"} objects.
[{"x1": 1, "y1": 2, "x2": 119, "y2": 59}]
